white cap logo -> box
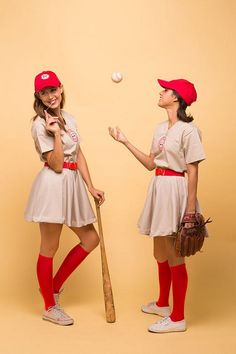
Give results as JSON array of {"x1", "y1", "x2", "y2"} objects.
[{"x1": 41, "y1": 74, "x2": 49, "y2": 80}]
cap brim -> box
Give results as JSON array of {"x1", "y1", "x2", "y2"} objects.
[
  {"x1": 157, "y1": 79, "x2": 171, "y2": 89},
  {"x1": 35, "y1": 82, "x2": 61, "y2": 93}
]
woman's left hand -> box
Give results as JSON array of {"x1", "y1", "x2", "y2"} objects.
[
  {"x1": 182, "y1": 212, "x2": 196, "y2": 228},
  {"x1": 89, "y1": 187, "x2": 105, "y2": 206}
]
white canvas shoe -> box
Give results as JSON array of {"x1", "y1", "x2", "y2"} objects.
[
  {"x1": 43, "y1": 305, "x2": 74, "y2": 326},
  {"x1": 53, "y1": 290, "x2": 70, "y2": 316},
  {"x1": 141, "y1": 302, "x2": 171, "y2": 317},
  {"x1": 148, "y1": 316, "x2": 186, "y2": 333}
]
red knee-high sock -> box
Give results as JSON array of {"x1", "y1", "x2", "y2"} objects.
[
  {"x1": 53, "y1": 244, "x2": 89, "y2": 293},
  {"x1": 156, "y1": 260, "x2": 171, "y2": 307},
  {"x1": 37, "y1": 254, "x2": 55, "y2": 310},
  {"x1": 170, "y1": 263, "x2": 188, "y2": 321}
]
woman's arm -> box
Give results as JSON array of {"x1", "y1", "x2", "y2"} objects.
[
  {"x1": 77, "y1": 147, "x2": 105, "y2": 205},
  {"x1": 43, "y1": 111, "x2": 64, "y2": 173},
  {"x1": 186, "y1": 162, "x2": 198, "y2": 213},
  {"x1": 108, "y1": 127, "x2": 156, "y2": 171}
]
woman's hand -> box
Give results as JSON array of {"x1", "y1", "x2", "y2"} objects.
[
  {"x1": 182, "y1": 212, "x2": 196, "y2": 228},
  {"x1": 108, "y1": 126, "x2": 128, "y2": 144},
  {"x1": 45, "y1": 110, "x2": 61, "y2": 135},
  {"x1": 88, "y1": 187, "x2": 105, "y2": 206}
]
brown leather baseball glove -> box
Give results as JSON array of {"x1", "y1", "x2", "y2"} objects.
[{"x1": 175, "y1": 212, "x2": 212, "y2": 257}]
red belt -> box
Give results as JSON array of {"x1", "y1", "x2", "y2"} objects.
[
  {"x1": 155, "y1": 168, "x2": 185, "y2": 177},
  {"x1": 44, "y1": 162, "x2": 78, "y2": 170}
]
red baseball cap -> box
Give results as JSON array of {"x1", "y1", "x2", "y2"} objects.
[
  {"x1": 157, "y1": 78, "x2": 197, "y2": 106},
  {"x1": 34, "y1": 71, "x2": 61, "y2": 93}
]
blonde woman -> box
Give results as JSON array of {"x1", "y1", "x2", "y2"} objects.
[{"x1": 25, "y1": 71, "x2": 104, "y2": 325}]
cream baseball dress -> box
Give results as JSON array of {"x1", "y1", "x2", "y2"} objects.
[
  {"x1": 25, "y1": 111, "x2": 96, "y2": 227},
  {"x1": 137, "y1": 120, "x2": 205, "y2": 237}
]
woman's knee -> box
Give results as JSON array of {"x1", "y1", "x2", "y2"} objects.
[
  {"x1": 153, "y1": 237, "x2": 168, "y2": 262},
  {"x1": 91, "y1": 233, "x2": 100, "y2": 249},
  {"x1": 72, "y1": 224, "x2": 100, "y2": 252},
  {"x1": 39, "y1": 223, "x2": 61, "y2": 257},
  {"x1": 165, "y1": 237, "x2": 184, "y2": 266},
  {"x1": 85, "y1": 228, "x2": 100, "y2": 251}
]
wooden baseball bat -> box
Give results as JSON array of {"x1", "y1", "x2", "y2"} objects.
[{"x1": 95, "y1": 200, "x2": 116, "y2": 323}]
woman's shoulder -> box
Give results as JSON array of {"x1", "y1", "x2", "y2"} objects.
[
  {"x1": 62, "y1": 110, "x2": 78, "y2": 127},
  {"x1": 31, "y1": 116, "x2": 46, "y2": 134},
  {"x1": 158, "y1": 120, "x2": 168, "y2": 127},
  {"x1": 178, "y1": 120, "x2": 201, "y2": 135},
  {"x1": 177, "y1": 121, "x2": 203, "y2": 142},
  {"x1": 154, "y1": 120, "x2": 168, "y2": 133},
  {"x1": 32, "y1": 115, "x2": 45, "y2": 124},
  {"x1": 62, "y1": 110, "x2": 76, "y2": 122}
]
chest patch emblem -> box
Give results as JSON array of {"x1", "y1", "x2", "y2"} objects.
[
  {"x1": 158, "y1": 136, "x2": 166, "y2": 151},
  {"x1": 67, "y1": 128, "x2": 78, "y2": 142}
]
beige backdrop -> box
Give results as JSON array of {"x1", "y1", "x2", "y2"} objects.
[{"x1": 0, "y1": 0, "x2": 236, "y2": 353}]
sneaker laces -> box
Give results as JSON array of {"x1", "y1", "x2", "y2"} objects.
[
  {"x1": 55, "y1": 303, "x2": 65, "y2": 311},
  {"x1": 54, "y1": 290, "x2": 67, "y2": 313},
  {"x1": 156, "y1": 317, "x2": 170, "y2": 325},
  {"x1": 48, "y1": 305, "x2": 72, "y2": 320}
]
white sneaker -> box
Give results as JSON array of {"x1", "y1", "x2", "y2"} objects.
[
  {"x1": 141, "y1": 302, "x2": 171, "y2": 317},
  {"x1": 43, "y1": 305, "x2": 74, "y2": 326},
  {"x1": 148, "y1": 317, "x2": 186, "y2": 333},
  {"x1": 53, "y1": 290, "x2": 69, "y2": 316}
]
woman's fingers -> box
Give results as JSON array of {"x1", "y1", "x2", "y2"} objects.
[
  {"x1": 44, "y1": 110, "x2": 59, "y2": 126},
  {"x1": 115, "y1": 126, "x2": 127, "y2": 143},
  {"x1": 109, "y1": 126, "x2": 128, "y2": 143},
  {"x1": 44, "y1": 110, "x2": 49, "y2": 122},
  {"x1": 47, "y1": 119, "x2": 58, "y2": 127},
  {"x1": 108, "y1": 126, "x2": 122, "y2": 141},
  {"x1": 45, "y1": 111, "x2": 57, "y2": 126},
  {"x1": 108, "y1": 126, "x2": 117, "y2": 139},
  {"x1": 98, "y1": 191, "x2": 105, "y2": 205},
  {"x1": 184, "y1": 222, "x2": 195, "y2": 228},
  {"x1": 91, "y1": 188, "x2": 105, "y2": 205}
]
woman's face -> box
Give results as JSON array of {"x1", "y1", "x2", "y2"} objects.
[
  {"x1": 38, "y1": 86, "x2": 62, "y2": 110},
  {"x1": 158, "y1": 89, "x2": 177, "y2": 108}
]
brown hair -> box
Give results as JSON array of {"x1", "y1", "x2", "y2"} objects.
[{"x1": 173, "y1": 90, "x2": 194, "y2": 123}]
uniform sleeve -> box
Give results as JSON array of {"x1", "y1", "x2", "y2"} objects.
[
  {"x1": 150, "y1": 135, "x2": 157, "y2": 154},
  {"x1": 183, "y1": 126, "x2": 206, "y2": 164},
  {"x1": 32, "y1": 121, "x2": 54, "y2": 156},
  {"x1": 150, "y1": 125, "x2": 160, "y2": 154}
]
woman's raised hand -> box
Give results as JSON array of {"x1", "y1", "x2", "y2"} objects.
[
  {"x1": 44, "y1": 110, "x2": 61, "y2": 135},
  {"x1": 108, "y1": 126, "x2": 128, "y2": 143}
]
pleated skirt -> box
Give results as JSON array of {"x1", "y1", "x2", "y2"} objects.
[
  {"x1": 25, "y1": 167, "x2": 96, "y2": 227},
  {"x1": 137, "y1": 175, "x2": 200, "y2": 237}
]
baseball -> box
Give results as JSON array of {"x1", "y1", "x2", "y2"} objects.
[{"x1": 111, "y1": 71, "x2": 123, "y2": 83}]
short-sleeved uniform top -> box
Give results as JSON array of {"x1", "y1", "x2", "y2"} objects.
[
  {"x1": 24, "y1": 110, "x2": 96, "y2": 227},
  {"x1": 137, "y1": 120, "x2": 205, "y2": 237}
]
